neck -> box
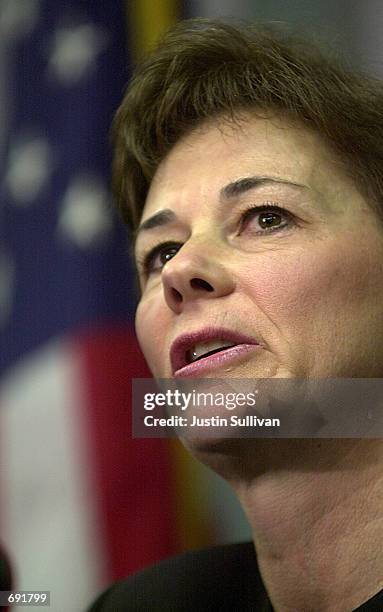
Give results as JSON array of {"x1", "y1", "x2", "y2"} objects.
[{"x1": 207, "y1": 439, "x2": 383, "y2": 612}]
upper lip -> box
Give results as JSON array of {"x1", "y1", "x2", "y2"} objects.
[{"x1": 170, "y1": 326, "x2": 260, "y2": 374}]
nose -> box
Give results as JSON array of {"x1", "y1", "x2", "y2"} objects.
[{"x1": 161, "y1": 240, "x2": 236, "y2": 314}]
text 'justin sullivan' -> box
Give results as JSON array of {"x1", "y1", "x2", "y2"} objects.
[{"x1": 144, "y1": 415, "x2": 281, "y2": 428}]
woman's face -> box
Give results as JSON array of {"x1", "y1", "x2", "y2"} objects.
[{"x1": 134, "y1": 114, "x2": 383, "y2": 380}]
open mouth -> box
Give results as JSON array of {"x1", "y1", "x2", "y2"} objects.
[
  {"x1": 170, "y1": 327, "x2": 261, "y2": 375},
  {"x1": 186, "y1": 340, "x2": 236, "y2": 364}
]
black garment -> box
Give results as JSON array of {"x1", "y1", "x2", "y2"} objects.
[
  {"x1": 88, "y1": 542, "x2": 269, "y2": 612},
  {"x1": 0, "y1": 548, "x2": 12, "y2": 612},
  {"x1": 0, "y1": 554, "x2": 11, "y2": 591},
  {"x1": 88, "y1": 541, "x2": 383, "y2": 612}
]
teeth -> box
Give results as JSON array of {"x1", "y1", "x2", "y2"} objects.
[{"x1": 187, "y1": 340, "x2": 236, "y2": 363}]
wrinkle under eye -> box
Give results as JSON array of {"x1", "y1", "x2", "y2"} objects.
[{"x1": 239, "y1": 203, "x2": 293, "y2": 235}]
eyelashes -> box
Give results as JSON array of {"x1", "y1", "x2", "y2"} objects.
[
  {"x1": 137, "y1": 202, "x2": 294, "y2": 277},
  {"x1": 238, "y1": 203, "x2": 292, "y2": 234},
  {"x1": 136, "y1": 241, "x2": 181, "y2": 277}
]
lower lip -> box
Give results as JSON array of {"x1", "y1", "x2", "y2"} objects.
[{"x1": 173, "y1": 344, "x2": 261, "y2": 378}]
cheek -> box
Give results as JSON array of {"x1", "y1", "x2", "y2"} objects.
[
  {"x1": 241, "y1": 245, "x2": 346, "y2": 327},
  {"x1": 135, "y1": 294, "x2": 170, "y2": 377},
  {"x1": 240, "y1": 238, "x2": 383, "y2": 375}
]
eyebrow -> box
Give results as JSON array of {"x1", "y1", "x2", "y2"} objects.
[
  {"x1": 134, "y1": 209, "x2": 176, "y2": 239},
  {"x1": 220, "y1": 176, "x2": 307, "y2": 199},
  {"x1": 133, "y1": 176, "x2": 308, "y2": 244}
]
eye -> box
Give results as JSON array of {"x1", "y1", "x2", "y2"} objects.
[
  {"x1": 238, "y1": 203, "x2": 293, "y2": 235},
  {"x1": 138, "y1": 241, "x2": 182, "y2": 276}
]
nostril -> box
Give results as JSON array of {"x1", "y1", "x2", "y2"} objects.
[
  {"x1": 190, "y1": 278, "x2": 214, "y2": 291},
  {"x1": 171, "y1": 287, "x2": 183, "y2": 302}
]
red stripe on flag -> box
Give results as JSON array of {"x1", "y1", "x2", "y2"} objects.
[{"x1": 76, "y1": 324, "x2": 180, "y2": 581}]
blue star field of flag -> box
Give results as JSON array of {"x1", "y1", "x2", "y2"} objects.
[{"x1": 0, "y1": 0, "x2": 137, "y2": 374}]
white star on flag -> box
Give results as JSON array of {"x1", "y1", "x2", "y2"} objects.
[
  {"x1": 0, "y1": 0, "x2": 40, "y2": 42},
  {"x1": 48, "y1": 23, "x2": 108, "y2": 85},
  {"x1": 57, "y1": 173, "x2": 113, "y2": 248},
  {"x1": 5, "y1": 135, "x2": 54, "y2": 206}
]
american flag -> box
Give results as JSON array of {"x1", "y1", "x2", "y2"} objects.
[{"x1": 0, "y1": 2, "x2": 214, "y2": 610}]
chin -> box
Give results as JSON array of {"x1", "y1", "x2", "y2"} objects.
[{"x1": 180, "y1": 435, "x2": 262, "y2": 482}]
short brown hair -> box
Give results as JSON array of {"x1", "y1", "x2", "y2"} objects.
[{"x1": 112, "y1": 18, "x2": 383, "y2": 234}]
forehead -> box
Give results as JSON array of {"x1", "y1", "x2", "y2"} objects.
[{"x1": 141, "y1": 112, "x2": 355, "y2": 223}]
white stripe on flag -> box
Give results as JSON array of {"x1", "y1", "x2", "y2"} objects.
[{"x1": 0, "y1": 339, "x2": 105, "y2": 612}]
